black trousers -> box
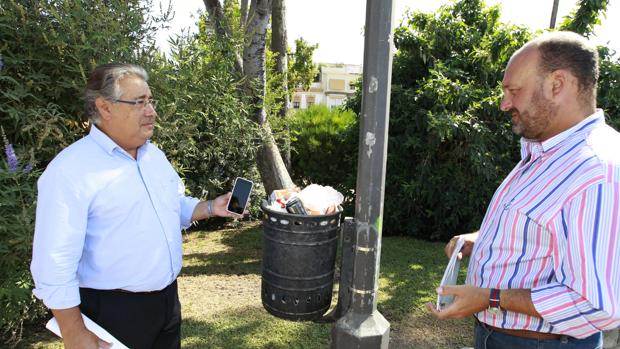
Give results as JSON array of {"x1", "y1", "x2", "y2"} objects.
[{"x1": 79, "y1": 280, "x2": 181, "y2": 349}]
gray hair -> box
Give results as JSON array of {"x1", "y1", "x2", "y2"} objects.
[
  {"x1": 84, "y1": 63, "x2": 149, "y2": 124},
  {"x1": 531, "y1": 31, "x2": 599, "y2": 105}
]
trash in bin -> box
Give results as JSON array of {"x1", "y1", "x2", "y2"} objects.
[
  {"x1": 285, "y1": 197, "x2": 307, "y2": 215},
  {"x1": 267, "y1": 184, "x2": 344, "y2": 216},
  {"x1": 297, "y1": 184, "x2": 344, "y2": 215}
]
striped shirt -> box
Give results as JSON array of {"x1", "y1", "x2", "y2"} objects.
[{"x1": 466, "y1": 110, "x2": 620, "y2": 339}]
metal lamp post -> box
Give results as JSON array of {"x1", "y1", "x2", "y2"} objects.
[{"x1": 331, "y1": 0, "x2": 394, "y2": 347}]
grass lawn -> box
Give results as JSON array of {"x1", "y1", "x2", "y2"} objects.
[{"x1": 17, "y1": 221, "x2": 472, "y2": 349}]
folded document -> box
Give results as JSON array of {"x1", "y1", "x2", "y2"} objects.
[
  {"x1": 436, "y1": 236, "x2": 465, "y2": 311},
  {"x1": 46, "y1": 313, "x2": 129, "y2": 348}
]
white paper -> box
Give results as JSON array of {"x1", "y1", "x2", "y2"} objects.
[
  {"x1": 46, "y1": 313, "x2": 129, "y2": 348},
  {"x1": 436, "y1": 236, "x2": 465, "y2": 310}
]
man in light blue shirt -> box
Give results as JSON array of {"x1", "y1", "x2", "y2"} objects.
[{"x1": 31, "y1": 63, "x2": 243, "y2": 349}]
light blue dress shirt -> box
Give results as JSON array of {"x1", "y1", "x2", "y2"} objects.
[{"x1": 31, "y1": 125, "x2": 200, "y2": 309}]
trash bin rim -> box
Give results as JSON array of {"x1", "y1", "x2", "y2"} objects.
[{"x1": 260, "y1": 200, "x2": 342, "y2": 219}]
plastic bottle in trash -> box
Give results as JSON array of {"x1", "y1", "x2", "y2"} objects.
[{"x1": 285, "y1": 197, "x2": 307, "y2": 215}]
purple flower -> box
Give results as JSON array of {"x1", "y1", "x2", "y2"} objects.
[
  {"x1": 4, "y1": 143, "x2": 18, "y2": 172},
  {"x1": 23, "y1": 162, "x2": 33, "y2": 173}
]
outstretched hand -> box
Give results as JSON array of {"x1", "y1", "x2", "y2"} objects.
[{"x1": 211, "y1": 192, "x2": 248, "y2": 218}]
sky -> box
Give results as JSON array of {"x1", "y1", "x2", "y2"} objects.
[{"x1": 154, "y1": 0, "x2": 619, "y2": 65}]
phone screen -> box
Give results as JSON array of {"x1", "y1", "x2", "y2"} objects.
[{"x1": 227, "y1": 177, "x2": 253, "y2": 214}]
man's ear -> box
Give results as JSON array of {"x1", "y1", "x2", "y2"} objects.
[
  {"x1": 95, "y1": 97, "x2": 113, "y2": 120},
  {"x1": 548, "y1": 69, "x2": 569, "y2": 99}
]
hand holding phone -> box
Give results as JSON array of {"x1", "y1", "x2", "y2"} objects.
[{"x1": 226, "y1": 177, "x2": 253, "y2": 215}]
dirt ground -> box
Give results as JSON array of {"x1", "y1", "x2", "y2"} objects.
[
  {"x1": 179, "y1": 224, "x2": 473, "y2": 349},
  {"x1": 179, "y1": 273, "x2": 473, "y2": 349}
]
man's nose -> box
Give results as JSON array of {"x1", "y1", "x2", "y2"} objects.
[
  {"x1": 500, "y1": 96, "x2": 512, "y2": 112},
  {"x1": 145, "y1": 103, "x2": 156, "y2": 117}
]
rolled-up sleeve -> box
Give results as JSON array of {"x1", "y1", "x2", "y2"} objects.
[
  {"x1": 30, "y1": 168, "x2": 88, "y2": 309},
  {"x1": 533, "y1": 182, "x2": 620, "y2": 338}
]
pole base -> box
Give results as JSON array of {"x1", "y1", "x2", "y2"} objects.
[{"x1": 330, "y1": 310, "x2": 390, "y2": 349}]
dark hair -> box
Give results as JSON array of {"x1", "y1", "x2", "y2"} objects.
[
  {"x1": 534, "y1": 31, "x2": 598, "y2": 103},
  {"x1": 83, "y1": 63, "x2": 148, "y2": 124}
]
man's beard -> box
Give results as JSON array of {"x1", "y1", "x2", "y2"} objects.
[{"x1": 509, "y1": 88, "x2": 555, "y2": 140}]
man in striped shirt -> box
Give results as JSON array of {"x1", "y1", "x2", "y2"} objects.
[{"x1": 428, "y1": 31, "x2": 620, "y2": 348}]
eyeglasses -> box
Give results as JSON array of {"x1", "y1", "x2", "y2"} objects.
[{"x1": 112, "y1": 98, "x2": 158, "y2": 109}]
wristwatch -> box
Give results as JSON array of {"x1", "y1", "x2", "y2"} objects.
[{"x1": 488, "y1": 288, "x2": 502, "y2": 315}]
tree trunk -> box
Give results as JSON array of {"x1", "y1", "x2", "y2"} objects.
[
  {"x1": 242, "y1": 0, "x2": 271, "y2": 125},
  {"x1": 240, "y1": 0, "x2": 249, "y2": 27},
  {"x1": 243, "y1": 0, "x2": 293, "y2": 193},
  {"x1": 270, "y1": 0, "x2": 291, "y2": 169},
  {"x1": 256, "y1": 124, "x2": 295, "y2": 193},
  {"x1": 271, "y1": 0, "x2": 289, "y2": 118},
  {"x1": 204, "y1": 0, "x2": 294, "y2": 194}
]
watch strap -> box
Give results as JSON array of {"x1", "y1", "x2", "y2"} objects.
[{"x1": 489, "y1": 288, "x2": 501, "y2": 310}]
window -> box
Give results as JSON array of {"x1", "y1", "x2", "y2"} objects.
[
  {"x1": 328, "y1": 79, "x2": 345, "y2": 91},
  {"x1": 293, "y1": 101, "x2": 300, "y2": 109}
]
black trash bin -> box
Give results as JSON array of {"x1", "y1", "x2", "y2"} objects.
[{"x1": 261, "y1": 201, "x2": 342, "y2": 321}]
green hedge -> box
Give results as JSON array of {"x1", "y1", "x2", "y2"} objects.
[
  {"x1": 0, "y1": 136, "x2": 46, "y2": 344},
  {"x1": 283, "y1": 104, "x2": 358, "y2": 215}
]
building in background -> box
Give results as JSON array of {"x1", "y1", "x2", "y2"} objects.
[{"x1": 292, "y1": 63, "x2": 362, "y2": 110}]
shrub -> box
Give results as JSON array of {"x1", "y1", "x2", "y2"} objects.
[
  {"x1": 598, "y1": 47, "x2": 620, "y2": 130},
  {"x1": 0, "y1": 0, "x2": 167, "y2": 165},
  {"x1": 337, "y1": 0, "x2": 529, "y2": 240},
  {"x1": 148, "y1": 26, "x2": 264, "y2": 214},
  {"x1": 0, "y1": 132, "x2": 46, "y2": 345},
  {"x1": 284, "y1": 104, "x2": 358, "y2": 214}
]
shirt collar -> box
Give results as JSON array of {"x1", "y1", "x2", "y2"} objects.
[
  {"x1": 520, "y1": 109, "x2": 605, "y2": 160},
  {"x1": 88, "y1": 124, "x2": 150, "y2": 157}
]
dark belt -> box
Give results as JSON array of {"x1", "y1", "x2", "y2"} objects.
[{"x1": 477, "y1": 317, "x2": 564, "y2": 341}]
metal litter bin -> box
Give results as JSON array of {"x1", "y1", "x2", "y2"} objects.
[{"x1": 261, "y1": 201, "x2": 342, "y2": 321}]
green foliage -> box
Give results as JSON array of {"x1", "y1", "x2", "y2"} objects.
[
  {"x1": 598, "y1": 47, "x2": 620, "y2": 130},
  {"x1": 0, "y1": 137, "x2": 46, "y2": 345},
  {"x1": 0, "y1": 0, "x2": 168, "y2": 165},
  {"x1": 337, "y1": 0, "x2": 531, "y2": 239},
  {"x1": 148, "y1": 20, "x2": 262, "y2": 206},
  {"x1": 288, "y1": 38, "x2": 319, "y2": 91},
  {"x1": 148, "y1": 30, "x2": 263, "y2": 206},
  {"x1": 285, "y1": 105, "x2": 358, "y2": 213},
  {"x1": 560, "y1": 0, "x2": 609, "y2": 37},
  {"x1": 265, "y1": 45, "x2": 288, "y2": 120}
]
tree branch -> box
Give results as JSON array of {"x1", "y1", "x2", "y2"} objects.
[
  {"x1": 240, "y1": 0, "x2": 249, "y2": 27},
  {"x1": 202, "y1": 0, "x2": 244, "y2": 74}
]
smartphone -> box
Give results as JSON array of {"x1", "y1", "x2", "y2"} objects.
[{"x1": 226, "y1": 177, "x2": 254, "y2": 215}]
